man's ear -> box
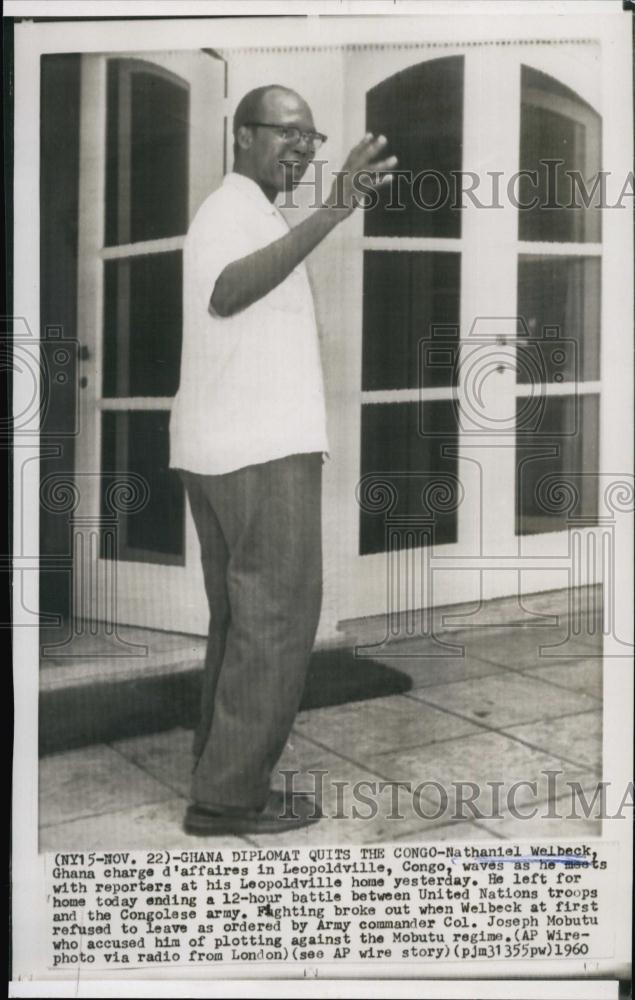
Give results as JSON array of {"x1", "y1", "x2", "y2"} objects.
[{"x1": 235, "y1": 125, "x2": 253, "y2": 151}]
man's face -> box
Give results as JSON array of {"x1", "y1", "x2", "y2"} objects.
[{"x1": 245, "y1": 90, "x2": 318, "y2": 194}]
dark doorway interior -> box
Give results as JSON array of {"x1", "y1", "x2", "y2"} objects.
[{"x1": 40, "y1": 54, "x2": 81, "y2": 622}]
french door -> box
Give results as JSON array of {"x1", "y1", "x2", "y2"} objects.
[
  {"x1": 74, "y1": 41, "x2": 617, "y2": 637},
  {"x1": 75, "y1": 50, "x2": 225, "y2": 633},
  {"x1": 335, "y1": 41, "x2": 608, "y2": 624}
]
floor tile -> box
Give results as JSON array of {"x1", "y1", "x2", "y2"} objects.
[
  {"x1": 275, "y1": 734, "x2": 401, "y2": 811},
  {"x1": 501, "y1": 711, "x2": 603, "y2": 772},
  {"x1": 112, "y1": 727, "x2": 194, "y2": 797},
  {"x1": 455, "y1": 624, "x2": 602, "y2": 671},
  {"x1": 474, "y1": 815, "x2": 601, "y2": 839},
  {"x1": 365, "y1": 730, "x2": 588, "y2": 824},
  {"x1": 524, "y1": 658, "x2": 602, "y2": 699},
  {"x1": 370, "y1": 647, "x2": 507, "y2": 690},
  {"x1": 253, "y1": 735, "x2": 470, "y2": 846},
  {"x1": 275, "y1": 732, "x2": 336, "y2": 778},
  {"x1": 408, "y1": 673, "x2": 599, "y2": 729},
  {"x1": 39, "y1": 744, "x2": 175, "y2": 827},
  {"x1": 473, "y1": 778, "x2": 608, "y2": 840},
  {"x1": 474, "y1": 802, "x2": 601, "y2": 840},
  {"x1": 389, "y1": 820, "x2": 502, "y2": 842},
  {"x1": 271, "y1": 735, "x2": 376, "y2": 812},
  {"x1": 39, "y1": 797, "x2": 251, "y2": 851},
  {"x1": 295, "y1": 694, "x2": 481, "y2": 759}
]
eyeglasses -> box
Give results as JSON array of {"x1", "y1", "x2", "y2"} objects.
[{"x1": 244, "y1": 122, "x2": 328, "y2": 150}]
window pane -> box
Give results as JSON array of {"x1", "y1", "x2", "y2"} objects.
[
  {"x1": 517, "y1": 255, "x2": 600, "y2": 383},
  {"x1": 105, "y1": 60, "x2": 189, "y2": 245},
  {"x1": 101, "y1": 410, "x2": 184, "y2": 563},
  {"x1": 103, "y1": 251, "x2": 182, "y2": 398},
  {"x1": 516, "y1": 394, "x2": 599, "y2": 535},
  {"x1": 365, "y1": 56, "x2": 463, "y2": 238},
  {"x1": 362, "y1": 251, "x2": 460, "y2": 391},
  {"x1": 519, "y1": 65, "x2": 601, "y2": 243},
  {"x1": 360, "y1": 401, "x2": 459, "y2": 555}
]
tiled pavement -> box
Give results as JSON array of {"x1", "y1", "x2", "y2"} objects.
[{"x1": 39, "y1": 598, "x2": 604, "y2": 850}]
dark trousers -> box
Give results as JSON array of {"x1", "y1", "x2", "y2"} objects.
[{"x1": 180, "y1": 453, "x2": 323, "y2": 810}]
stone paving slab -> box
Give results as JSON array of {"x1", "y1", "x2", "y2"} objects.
[
  {"x1": 500, "y1": 711, "x2": 603, "y2": 773},
  {"x1": 112, "y1": 726, "x2": 194, "y2": 798},
  {"x1": 252, "y1": 754, "x2": 480, "y2": 848},
  {"x1": 39, "y1": 796, "x2": 253, "y2": 851},
  {"x1": 523, "y1": 658, "x2": 602, "y2": 699},
  {"x1": 294, "y1": 693, "x2": 482, "y2": 759},
  {"x1": 387, "y1": 821, "x2": 499, "y2": 843},
  {"x1": 370, "y1": 648, "x2": 508, "y2": 690},
  {"x1": 406, "y1": 672, "x2": 599, "y2": 730},
  {"x1": 363, "y1": 730, "x2": 592, "y2": 820},
  {"x1": 455, "y1": 625, "x2": 602, "y2": 670},
  {"x1": 39, "y1": 744, "x2": 175, "y2": 828},
  {"x1": 473, "y1": 781, "x2": 605, "y2": 840}
]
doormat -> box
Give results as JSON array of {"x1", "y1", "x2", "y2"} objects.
[{"x1": 39, "y1": 647, "x2": 412, "y2": 755}]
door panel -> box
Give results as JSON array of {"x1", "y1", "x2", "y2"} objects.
[
  {"x1": 340, "y1": 42, "x2": 605, "y2": 625},
  {"x1": 364, "y1": 55, "x2": 464, "y2": 239},
  {"x1": 76, "y1": 51, "x2": 225, "y2": 633}
]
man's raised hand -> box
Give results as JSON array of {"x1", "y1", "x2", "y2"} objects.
[
  {"x1": 211, "y1": 136, "x2": 396, "y2": 317},
  {"x1": 325, "y1": 133, "x2": 398, "y2": 216}
]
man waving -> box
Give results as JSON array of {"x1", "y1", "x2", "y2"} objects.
[{"x1": 170, "y1": 84, "x2": 396, "y2": 836}]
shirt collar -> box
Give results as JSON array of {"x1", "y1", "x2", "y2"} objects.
[{"x1": 224, "y1": 171, "x2": 279, "y2": 216}]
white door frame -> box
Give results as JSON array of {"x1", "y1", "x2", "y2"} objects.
[{"x1": 75, "y1": 50, "x2": 225, "y2": 634}]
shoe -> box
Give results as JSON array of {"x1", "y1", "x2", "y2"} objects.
[{"x1": 184, "y1": 789, "x2": 322, "y2": 836}]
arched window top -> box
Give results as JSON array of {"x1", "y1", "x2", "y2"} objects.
[
  {"x1": 519, "y1": 64, "x2": 602, "y2": 243},
  {"x1": 105, "y1": 58, "x2": 190, "y2": 246},
  {"x1": 364, "y1": 55, "x2": 464, "y2": 238},
  {"x1": 521, "y1": 63, "x2": 600, "y2": 117}
]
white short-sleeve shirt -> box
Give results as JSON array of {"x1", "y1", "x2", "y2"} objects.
[{"x1": 169, "y1": 172, "x2": 329, "y2": 475}]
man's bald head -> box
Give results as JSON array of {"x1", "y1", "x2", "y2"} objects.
[{"x1": 233, "y1": 85, "x2": 305, "y2": 140}]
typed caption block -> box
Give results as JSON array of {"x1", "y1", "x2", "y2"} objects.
[{"x1": 48, "y1": 842, "x2": 616, "y2": 970}]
